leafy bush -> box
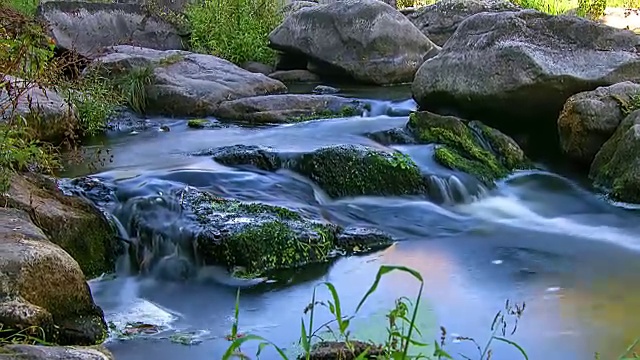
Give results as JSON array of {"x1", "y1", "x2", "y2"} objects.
[
  {"x1": 186, "y1": 0, "x2": 283, "y2": 65},
  {"x1": 0, "y1": 5, "x2": 120, "y2": 191}
]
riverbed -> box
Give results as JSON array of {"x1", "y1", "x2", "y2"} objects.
[{"x1": 64, "y1": 85, "x2": 640, "y2": 360}]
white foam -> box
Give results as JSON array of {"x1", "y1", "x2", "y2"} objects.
[{"x1": 456, "y1": 194, "x2": 640, "y2": 252}]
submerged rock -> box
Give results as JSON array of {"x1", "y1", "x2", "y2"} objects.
[
  {"x1": 292, "y1": 144, "x2": 428, "y2": 198},
  {"x1": 412, "y1": 10, "x2": 640, "y2": 131},
  {"x1": 125, "y1": 188, "x2": 393, "y2": 278},
  {"x1": 0, "y1": 76, "x2": 77, "y2": 143},
  {"x1": 200, "y1": 144, "x2": 284, "y2": 171},
  {"x1": 38, "y1": 1, "x2": 185, "y2": 58},
  {"x1": 269, "y1": 0, "x2": 439, "y2": 85},
  {"x1": 589, "y1": 109, "x2": 640, "y2": 203},
  {"x1": 0, "y1": 344, "x2": 113, "y2": 360},
  {"x1": 2, "y1": 174, "x2": 119, "y2": 278},
  {"x1": 558, "y1": 82, "x2": 640, "y2": 166},
  {"x1": 0, "y1": 208, "x2": 108, "y2": 345},
  {"x1": 214, "y1": 95, "x2": 367, "y2": 124},
  {"x1": 407, "y1": 0, "x2": 521, "y2": 46},
  {"x1": 91, "y1": 45, "x2": 287, "y2": 116},
  {"x1": 313, "y1": 85, "x2": 340, "y2": 95},
  {"x1": 307, "y1": 341, "x2": 385, "y2": 360},
  {"x1": 406, "y1": 111, "x2": 529, "y2": 185},
  {"x1": 268, "y1": 70, "x2": 321, "y2": 83}
]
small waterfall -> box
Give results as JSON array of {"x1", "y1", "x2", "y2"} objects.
[
  {"x1": 426, "y1": 174, "x2": 488, "y2": 205},
  {"x1": 109, "y1": 190, "x2": 202, "y2": 281}
]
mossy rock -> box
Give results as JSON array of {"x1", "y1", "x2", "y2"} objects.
[
  {"x1": 214, "y1": 94, "x2": 367, "y2": 124},
  {"x1": 0, "y1": 208, "x2": 108, "y2": 346},
  {"x1": 193, "y1": 144, "x2": 283, "y2": 171},
  {"x1": 126, "y1": 187, "x2": 393, "y2": 278},
  {"x1": 406, "y1": 111, "x2": 529, "y2": 185},
  {"x1": 292, "y1": 144, "x2": 428, "y2": 198},
  {"x1": 589, "y1": 109, "x2": 640, "y2": 203},
  {"x1": 2, "y1": 174, "x2": 120, "y2": 278}
]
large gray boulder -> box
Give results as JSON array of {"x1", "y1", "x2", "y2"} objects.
[
  {"x1": 214, "y1": 94, "x2": 367, "y2": 123},
  {"x1": 589, "y1": 109, "x2": 640, "y2": 204},
  {"x1": 558, "y1": 82, "x2": 640, "y2": 165},
  {"x1": 0, "y1": 207, "x2": 107, "y2": 346},
  {"x1": 406, "y1": 0, "x2": 521, "y2": 46},
  {"x1": 412, "y1": 10, "x2": 640, "y2": 132},
  {"x1": 0, "y1": 76, "x2": 77, "y2": 143},
  {"x1": 269, "y1": 0, "x2": 439, "y2": 85},
  {"x1": 92, "y1": 45, "x2": 288, "y2": 116},
  {"x1": 38, "y1": 1, "x2": 186, "y2": 58}
]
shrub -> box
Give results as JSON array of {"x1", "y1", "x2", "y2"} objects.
[
  {"x1": 0, "y1": 4, "x2": 120, "y2": 191},
  {"x1": 186, "y1": 0, "x2": 283, "y2": 65}
]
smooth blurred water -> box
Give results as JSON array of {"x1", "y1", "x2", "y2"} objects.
[{"x1": 66, "y1": 87, "x2": 640, "y2": 360}]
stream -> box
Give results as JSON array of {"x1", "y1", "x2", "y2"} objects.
[{"x1": 62, "y1": 85, "x2": 640, "y2": 360}]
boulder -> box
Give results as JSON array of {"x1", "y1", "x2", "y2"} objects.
[
  {"x1": 313, "y1": 85, "x2": 340, "y2": 94},
  {"x1": 412, "y1": 10, "x2": 640, "y2": 134},
  {"x1": 406, "y1": 0, "x2": 521, "y2": 46},
  {"x1": 2, "y1": 174, "x2": 119, "y2": 278},
  {"x1": 308, "y1": 341, "x2": 385, "y2": 360},
  {"x1": 268, "y1": 70, "x2": 321, "y2": 83},
  {"x1": 214, "y1": 94, "x2": 367, "y2": 123},
  {"x1": 558, "y1": 82, "x2": 640, "y2": 165},
  {"x1": 589, "y1": 109, "x2": 640, "y2": 203},
  {"x1": 91, "y1": 45, "x2": 287, "y2": 116},
  {"x1": 281, "y1": 0, "x2": 318, "y2": 16},
  {"x1": 112, "y1": 186, "x2": 393, "y2": 278},
  {"x1": 406, "y1": 111, "x2": 529, "y2": 185},
  {"x1": 0, "y1": 207, "x2": 107, "y2": 345},
  {"x1": 241, "y1": 61, "x2": 273, "y2": 75},
  {"x1": 37, "y1": 1, "x2": 186, "y2": 58},
  {"x1": 269, "y1": 0, "x2": 439, "y2": 85},
  {"x1": 0, "y1": 345, "x2": 113, "y2": 360},
  {"x1": 0, "y1": 76, "x2": 78, "y2": 143},
  {"x1": 195, "y1": 143, "x2": 428, "y2": 198}
]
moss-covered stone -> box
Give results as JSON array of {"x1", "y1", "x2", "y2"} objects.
[
  {"x1": 292, "y1": 144, "x2": 427, "y2": 198},
  {"x1": 194, "y1": 144, "x2": 283, "y2": 171},
  {"x1": 187, "y1": 119, "x2": 209, "y2": 128},
  {"x1": 0, "y1": 208, "x2": 108, "y2": 346},
  {"x1": 406, "y1": 111, "x2": 529, "y2": 185},
  {"x1": 213, "y1": 94, "x2": 367, "y2": 124},
  {"x1": 125, "y1": 188, "x2": 394, "y2": 278},
  {"x1": 2, "y1": 174, "x2": 119, "y2": 278},
  {"x1": 589, "y1": 109, "x2": 640, "y2": 203}
]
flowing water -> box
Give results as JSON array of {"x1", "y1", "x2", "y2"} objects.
[{"x1": 63, "y1": 85, "x2": 640, "y2": 360}]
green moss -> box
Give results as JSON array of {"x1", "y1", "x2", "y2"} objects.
[
  {"x1": 156, "y1": 53, "x2": 185, "y2": 67},
  {"x1": 292, "y1": 105, "x2": 362, "y2": 122},
  {"x1": 205, "y1": 221, "x2": 335, "y2": 277},
  {"x1": 293, "y1": 145, "x2": 426, "y2": 198},
  {"x1": 209, "y1": 198, "x2": 302, "y2": 221},
  {"x1": 407, "y1": 112, "x2": 527, "y2": 184},
  {"x1": 187, "y1": 119, "x2": 209, "y2": 128}
]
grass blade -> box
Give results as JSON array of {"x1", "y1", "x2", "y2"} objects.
[
  {"x1": 222, "y1": 334, "x2": 290, "y2": 360},
  {"x1": 492, "y1": 336, "x2": 529, "y2": 360},
  {"x1": 355, "y1": 265, "x2": 424, "y2": 314}
]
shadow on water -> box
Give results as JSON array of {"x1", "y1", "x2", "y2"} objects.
[{"x1": 59, "y1": 92, "x2": 640, "y2": 360}]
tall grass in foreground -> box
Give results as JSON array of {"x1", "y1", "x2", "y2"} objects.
[
  {"x1": 186, "y1": 0, "x2": 283, "y2": 65},
  {"x1": 221, "y1": 265, "x2": 640, "y2": 360},
  {"x1": 222, "y1": 265, "x2": 529, "y2": 360}
]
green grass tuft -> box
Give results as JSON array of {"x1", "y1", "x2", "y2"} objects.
[{"x1": 185, "y1": 0, "x2": 283, "y2": 65}]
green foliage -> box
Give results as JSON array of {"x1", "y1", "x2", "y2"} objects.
[
  {"x1": 0, "y1": 324, "x2": 50, "y2": 346},
  {"x1": 186, "y1": 0, "x2": 283, "y2": 64},
  {"x1": 222, "y1": 265, "x2": 530, "y2": 360},
  {"x1": 577, "y1": 0, "x2": 607, "y2": 18},
  {"x1": 116, "y1": 65, "x2": 154, "y2": 115},
  {"x1": 63, "y1": 70, "x2": 122, "y2": 136},
  {"x1": 6, "y1": 0, "x2": 39, "y2": 16}
]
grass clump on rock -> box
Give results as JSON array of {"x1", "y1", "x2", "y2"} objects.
[{"x1": 186, "y1": 0, "x2": 283, "y2": 65}]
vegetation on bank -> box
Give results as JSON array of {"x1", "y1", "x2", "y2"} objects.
[
  {"x1": 186, "y1": 0, "x2": 283, "y2": 65},
  {"x1": 221, "y1": 265, "x2": 640, "y2": 360}
]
